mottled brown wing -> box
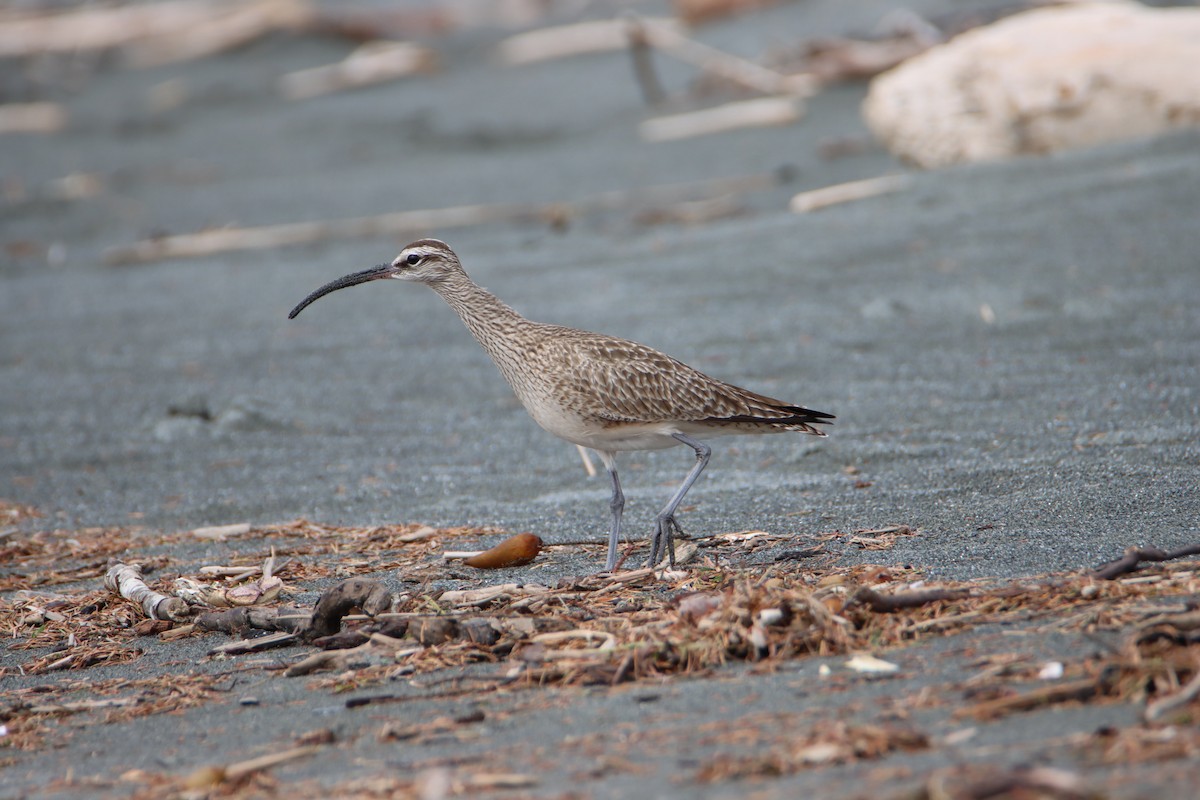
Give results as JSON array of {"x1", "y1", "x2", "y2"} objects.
[{"x1": 535, "y1": 328, "x2": 830, "y2": 428}]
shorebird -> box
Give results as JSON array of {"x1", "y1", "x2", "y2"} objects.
[{"x1": 289, "y1": 239, "x2": 833, "y2": 570}]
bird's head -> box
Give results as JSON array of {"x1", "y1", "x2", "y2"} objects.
[{"x1": 288, "y1": 239, "x2": 461, "y2": 319}]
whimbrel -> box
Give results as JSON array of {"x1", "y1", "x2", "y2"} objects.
[{"x1": 289, "y1": 239, "x2": 833, "y2": 570}]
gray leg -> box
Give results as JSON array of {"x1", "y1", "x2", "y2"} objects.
[
  {"x1": 648, "y1": 433, "x2": 711, "y2": 568},
  {"x1": 605, "y1": 460, "x2": 624, "y2": 571},
  {"x1": 596, "y1": 451, "x2": 624, "y2": 571}
]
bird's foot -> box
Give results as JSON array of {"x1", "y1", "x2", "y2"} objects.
[{"x1": 648, "y1": 515, "x2": 685, "y2": 568}]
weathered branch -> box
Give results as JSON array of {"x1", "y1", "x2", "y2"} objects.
[
  {"x1": 308, "y1": 577, "x2": 393, "y2": 639},
  {"x1": 847, "y1": 585, "x2": 969, "y2": 613},
  {"x1": 105, "y1": 562, "x2": 191, "y2": 622},
  {"x1": 1092, "y1": 544, "x2": 1200, "y2": 580}
]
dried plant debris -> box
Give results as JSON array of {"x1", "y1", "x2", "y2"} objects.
[{"x1": 3, "y1": 520, "x2": 1200, "y2": 793}]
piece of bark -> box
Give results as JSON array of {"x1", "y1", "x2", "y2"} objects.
[
  {"x1": 307, "y1": 577, "x2": 393, "y2": 639},
  {"x1": 105, "y1": 562, "x2": 191, "y2": 622}
]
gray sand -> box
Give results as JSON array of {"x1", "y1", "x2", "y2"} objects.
[{"x1": 2, "y1": 0, "x2": 1199, "y2": 796}]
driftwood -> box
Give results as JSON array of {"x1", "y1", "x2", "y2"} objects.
[
  {"x1": 309, "y1": 577, "x2": 393, "y2": 638},
  {"x1": 191, "y1": 522, "x2": 251, "y2": 540},
  {"x1": 0, "y1": 0, "x2": 313, "y2": 62},
  {"x1": 847, "y1": 585, "x2": 969, "y2": 613},
  {"x1": 959, "y1": 672, "x2": 1115, "y2": 721},
  {"x1": 499, "y1": 16, "x2": 811, "y2": 97},
  {"x1": 920, "y1": 765, "x2": 1091, "y2": 800},
  {"x1": 1145, "y1": 669, "x2": 1200, "y2": 723},
  {"x1": 497, "y1": 18, "x2": 682, "y2": 65},
  {"x1": 635, "y1": 18, "x2": 813, "y2": 97},
  {"x1": 285, "y1": 633, "x2": 418, "y2": 677},
  {"x1": 195, "y1": 605, "x2": 310, "y2": 635},
  {"x1": 1092, "y1": 544, "x2": 1200, "y2": 580},
  {"x1": 639, "y1": 96, "x2": 801, "y2": 143},
  {"x1": 0, "y1": 103, "x2": 68, "y2": 135},
  {"x1": 104, "y1": 170, "x2": 790, "y2": 265},
  {"x1": 124, "y1": 0, "x2": 312, "y2": 67},
  {"x1": 105, "y1": 562, "x2": 191, "y2": 622},
  {"x1": 280, "y1": 41, "x2": 435, "y2": 100},
  {"x1": 789, "y1": 175, "x2": 910, "y2": 213}
]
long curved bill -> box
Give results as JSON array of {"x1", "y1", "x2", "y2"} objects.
[{"x1": 288, "y1": 265, "x2": 393, "y2": 319}]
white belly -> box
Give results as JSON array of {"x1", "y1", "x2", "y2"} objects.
[{"x1": 520, "y1": 398, "x2": 681, "y2": 452}]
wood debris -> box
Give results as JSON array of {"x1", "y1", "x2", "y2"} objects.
[
  {"x1": 0, "y1": 103, "x2": 68, "y2": 135},
  {"x1": 105, "y1": 562, "x2": 190, "y2": 621},
  {"x1": 0, "y1": 0, "x2": 314, "y2": 62},
  {"x1": 639, "y1": 96, "x2": 802, "y2": 142},
  {"x1": 789, "y1": 174, "x2": 910, "y2": 214},
  {"x1": 280, "y1": 40, "x2": 436, "y2": 100},
  {"x1": 103, "y1": 169, "x2": 791, "y2": 265},
  {"x1": 497, "y1": 18, "x2": 683, "y2": 66},
  {"x1": 5, "y1": 518, "x2": 1200, "y2": 790}
]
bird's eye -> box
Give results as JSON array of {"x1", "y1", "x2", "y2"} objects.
[{"x1": 406, "y1": 253, "x2": 421, "y2": 266}]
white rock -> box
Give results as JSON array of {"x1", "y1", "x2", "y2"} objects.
[{"x1": 863, "y1": 2, "x2": 1200, "y2": 167}]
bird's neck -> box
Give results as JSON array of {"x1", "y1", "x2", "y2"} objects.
[{"x1": 431, "y1": 272, "x2": 533, "y2": 368}]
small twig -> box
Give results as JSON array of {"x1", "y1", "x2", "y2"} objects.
[
  {"x1": 640, "y1": 97, "x2": 802, "y2": 143},
  {"x1": 789, "y1": 174, "x2": 910, "y2": 213},
  {"x1": 223, "y1": 745, "x2": 324, "y2": 781},
  {"x1": 637, "y1": 18, "x2": 814, "y2": 96},
  {"x1": 280, "y1": 41, "x2": 435, "y2": 100}
]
